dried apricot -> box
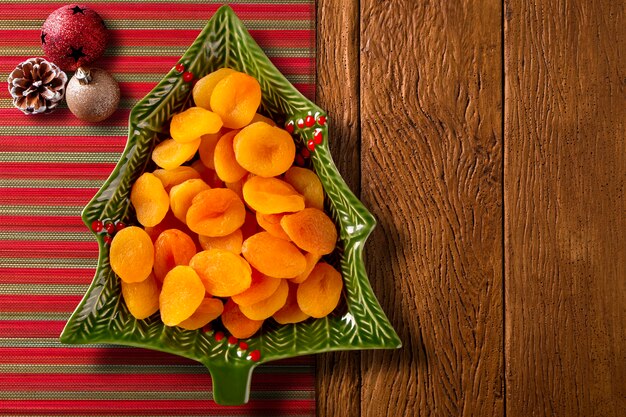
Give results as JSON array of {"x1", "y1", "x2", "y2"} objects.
[
  {"x1": 130, "y1": 173, "x2": 169, "y2": 227},
  {"x1": 178, "y1": 298, "x2": 224, "y2": 330},
  {"x1": 152, "y1": 138, "x2": 201, "y2": 170},
  {"x1": 290, "y1": 252, "x2": 321, "y2": 284},
  {"x1": 189, "y1": 249, "x2": 252, "y2": 297},
  {"x1": 152, "y1": 166, "x2": 201, "y2": 192},
  {"x1": 110, "y1": 226, "x2": 154, "y2": 283},
  {"x1": 273, "y1": 282, "x2": 309, "y2": 324},
  {"x1": 121, "y1": 272, "x2": 160, "y2": 320},
  {"x1": 198, "y1": 130, "x2": 224, "y2": 169},
  {"x1": 233, "y1": 122, "x2": 295, "y2": 177},
  {"x1": 213, "y1": 130, "x2": 248, "y2": 182},
  {"x1": 241, "y1": 232, "x2": 306, "y2": 278},
  {"x1": 283, "y1": 167, "x2": 324, "y2": 210},
  {"x1": 280, "y1": 208, "x2": 337, "y2": 255},
  {"x1": 210, "y1": 72, "x2": 262, "y2": 129},
  {"x1": 221, "y1": 299, "x2": 264, "y2": 339},
  {"x1": 159, "y1": 265, "x2": 205, "y2": 326},
  {"x1": 240, "y1": 279, "x2": 289, "y2": 320},
  {"x1": 169, "y1": 178, "x2": 211, "y2": 222},
  {"x1": 170, "y1": 107, "x2": 223, "y2": 143},
  {"x1": 153, "y1": 229, "x2": 197, "y2": 282},
  {"x1": 249, "y1": 113, "x2": 276, "y2": 126},
  {"x1": 231, "y1": 270, "x2": 281, "y2": 306},
  {"x1": 297, "y1": 263, "x2": 343, "y2": 318},
  {"x1": 242, "y1": 176, "x2": 304, "y2": 214},
  {"x1": 186, "y1": 188, "x2": 246, "y2": 237},
  {"x1": 198, "y1": 229, "x2": 243, "y2": 254},
  {"x1": 192, "y1": 68, "x2": 235, "y2": 110},
  {"x1": 256, "y1": 212, "x2": 290, "y2": 240}
]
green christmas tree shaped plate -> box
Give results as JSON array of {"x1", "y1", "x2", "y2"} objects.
[{"x1": 60, "y1": 5, "x2": 401, "y2": 405}]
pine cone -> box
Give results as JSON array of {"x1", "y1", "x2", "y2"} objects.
[{"x1": 7, "y1": 57, "x2": 68, "y2": 114}]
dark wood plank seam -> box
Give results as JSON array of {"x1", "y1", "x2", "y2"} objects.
[{"x1": 502, "y1": 1, "x2": 507, "y2": 416}]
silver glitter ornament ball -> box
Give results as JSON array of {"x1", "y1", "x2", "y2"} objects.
[{"x1": 66, "y1": 67, "x2": 119, "y2": 122}]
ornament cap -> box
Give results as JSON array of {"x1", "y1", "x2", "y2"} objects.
[{"x1": 75, "y1": 67, "x2": 92, "y2": 85}]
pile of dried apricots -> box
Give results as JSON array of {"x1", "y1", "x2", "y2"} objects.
[{"x1": 109, "y1": 68, "x2": 344, "y2": 339}]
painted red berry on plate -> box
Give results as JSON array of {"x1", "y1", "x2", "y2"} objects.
[
  {"x1": 228, "y1": 336, "x2": 238, "y2": 345},
  {"x1": 249, "y1": 349, "x2": 261, "y2": 362},
  {"x1": 305, "y1": 115, "x2": 315, "y2": 127},
  {"x1": 104, "y1": 222, "x2": 115, "y2": 235},
  {"x1": 214, "y1": 331, "x2": 225, "y2": 342},
  {"x1": 239, "y1": 341, "x2": 248, "y2": 350},
  {"x1": 317, "y1": 115, "x2": 326, "y2": 126},
  {"x1": 103, "y1": 235, "x2": 112, "y2": 245},
  {"x1": 307, "y1": 139, "x2": 316, "y2": 151},
  {"x1": 175, "y1": 63, "x2": 185, "y2": 73},
  {"x1": 91, "y1": 220, "x2": 103, "y2": 232},
  {"x1": 297, "y1": 118, "x2": 305, "y2": 129},
  {"x1": 115, "y1": 221, "x2": 126, "y2": 232},
  {"x1": 313, "y1": 130, "x2": 323, "y2": 145},
  {"x1": 301, "y1": 147, "x2": 310, "y2": 158},
  {"x1": 285, "y1": 121, "x2": 294, "y2": 134},
  {"x1": 182, "y1": 71, "x2": 194, "y2": 82}
]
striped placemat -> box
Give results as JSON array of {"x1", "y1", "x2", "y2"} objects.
[{"x1": 0, "y1": 1, "x2": 316, "y2": 415}]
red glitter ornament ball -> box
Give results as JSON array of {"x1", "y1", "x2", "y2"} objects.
[{"x1": 41, "y1": 5, "x2": 108, "y2": 71}]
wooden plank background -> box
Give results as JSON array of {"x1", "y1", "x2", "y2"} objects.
[{"x1": 316, "y1": 1, "x2": 626, "y2": 416}]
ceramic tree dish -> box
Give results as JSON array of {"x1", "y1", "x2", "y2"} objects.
[{"x1": 60, "y1": 5, "x2": 401, "y2": 405}]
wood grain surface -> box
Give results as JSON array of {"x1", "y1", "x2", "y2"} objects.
[
  {"x1": 316, "y1": 1, "x2": 361, "y2": 417},
  {"x1": 358, "y1": 0, "x2": 503, "y2": 416},
  {"x1": 316, "y1": 0, "x2": 625, "y2": 416},
  {"x1": 504, "y1": 1, "x2": 626, "y2": 416}
]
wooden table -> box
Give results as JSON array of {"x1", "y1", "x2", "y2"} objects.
[{"x1": 315, "y1": 1, "x2": 625, "y2": 416}]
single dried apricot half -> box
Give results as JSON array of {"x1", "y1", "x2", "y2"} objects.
[
  {"x1": 241, "y1": 231, "x2": 307, "y2": 278},
  {"x1": 290, "y1": 252, "x2": 321, "y2": 284},
  {"x1": 239, "y1": 278, "x2": 289, "y2": 320},
  {"x1": 233, "y1": 122, "x2": 295, "y2": 177},
  {"x1": 169, "y1": 178, "x2": 211, "y2": 222},
  {"x1": 159, "y1": 265, "x2": 205, "y2": 326},
  {"x1": 178, "y1": 298, "x2": 224, "y2": 330},
  {"x1": 273, "y1": 282, "x2": 310, "y2": 324},
  {"x1": 153, "y1": 229, "x2": 197, "y2": 282},
  {"x1": 121, "y1": 272, "x2": 160, "y2": 320},
  {"x1": 231, "y1": 269, "x2": 282, "y2": 306},
  {"x1": 221, "y1": 299, "x2": 264, "y2": 339},
  {"x1": 152, "y1": 138, "x2": 201, "y2": 170},
  {"x1": 130, "y1": 172, "x2": 170, "y2": 227},
  {"x1": 198, "y1": 229, "x2": 243, "y2": 254},
  {"x1": 210, "y1": 71, "x2": 262, "y2": 129},
  {"x1": 110, "y1": 226, "x2": 154, "y2": 283},
  {"x1": 297, "y1": 262, "x2": 343, "y2": 318},
  {"x1": 256, "y1": 212, "x2": 290, "y2": 240},
  {"x1": 186, "y1": 188, "x2": 246, "y2": 237},
  {"x1": 283, "y1": 167, "x2": 324, "y2": 210},
  {"x1": 242, "y1": 176, "x2": 305, "y2": 214},
  {"x1": 170, "y1": 107, "x2": 223, "y2": 143},
  {"x1": 189, "y1": 249, "x2": 252, "y2": 297},
  {"x1": 152, "y1": 166, "x2": 201, "y2": 192},
  {"x1": 192, "y1": 68, "x2": 235, "y2": 110},
  {"x1": 213, "y1": 130, "x2": 248, "y2": 183},
  {"x1": 198, "y1": 130, "x2": 224, "y2": 169},
  {"x1": 280, "y1": 208, "x2": 338, "y2": 255}
]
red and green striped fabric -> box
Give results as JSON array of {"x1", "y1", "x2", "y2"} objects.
[{"x1": 0, "y1": 1, "x2": 316, "y2": 415}]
